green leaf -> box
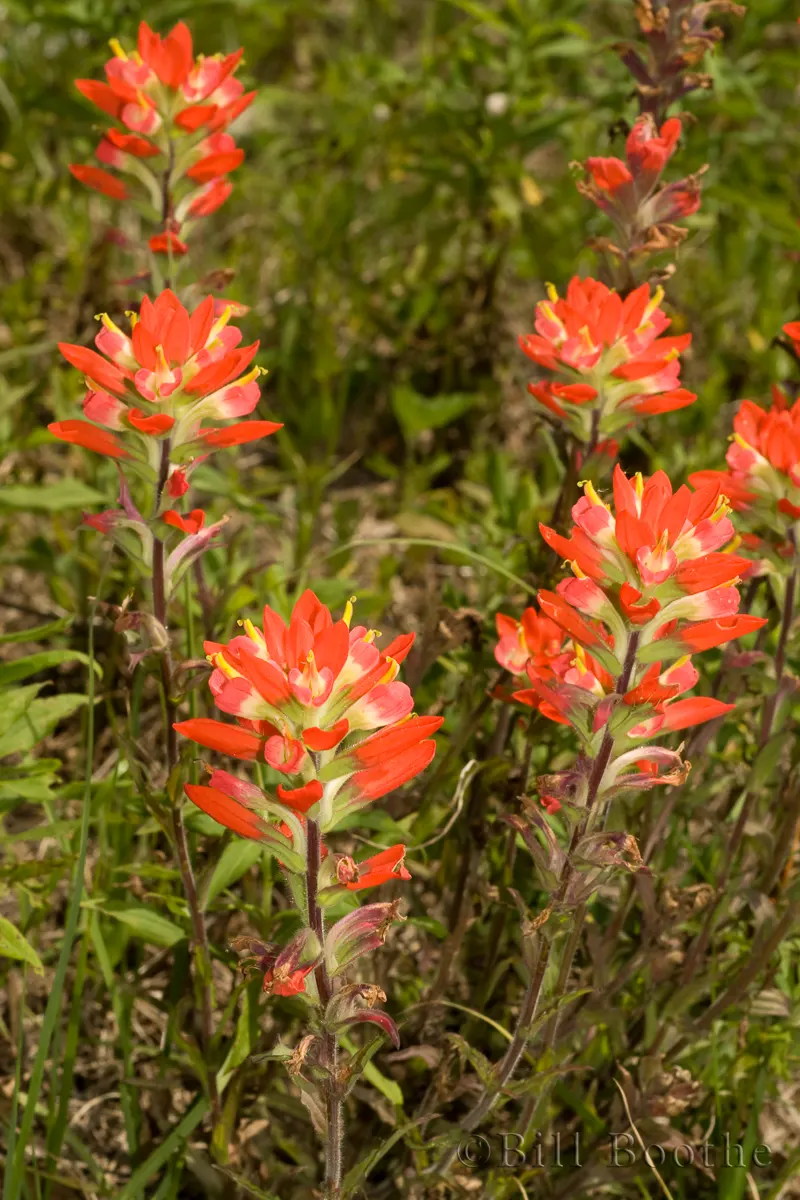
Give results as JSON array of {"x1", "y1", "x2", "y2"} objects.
[
  {"x1": 216, "y1": 987, "x2": 253, "y2": 1094},
  {"x1": 0, "y1": 617, "x2": 72, "y2": 645},
  {"x1": 390, "y1": 385, "x2": 475, "y2": 440},
  {"x1": 0, "y1": 915, "x2": 44, "y2": 975},
  {"x1": 0, "y1": 693, "x2": 87, "y2": 758},
  {"x1": 203, "y1": 840, "x2": 263, "y2": 909},
  {"x1": 101, "y1": 906, "x2": 186, "y2": 948},
  {"x1": 0, "y1": 650, "x2": 101, "y2": 687},
  {"x1": 0, "y1": 480, "x2": 106, "y2": 511}
]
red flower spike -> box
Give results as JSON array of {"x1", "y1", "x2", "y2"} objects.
[
  {"x1": 521, "y1": 276, "x2": 695, "y2": 445},
  {"x1": 177, "y1": 591, "x2": 440, "y2": 836}
]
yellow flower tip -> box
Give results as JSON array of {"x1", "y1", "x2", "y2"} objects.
[
  {"x1": 664, "y1": 347, "x2": 680, "y2": 363},
  {"x1": 242, "y1": 618, "x2": 265, "y2": 648},
  {"x1": 725, "y1": 534, "x2": 742, "y2": 554},
  {"x1": 733, "y1": 433, "x2": 752, "y2": 451},
  {"x1": 214, "y1": 652, "x2": 240, "y2": 680},
  {"x1": 380, "y1": 656, "x2": 399, "y2": 684},
  {"x1": 545, "y1": 281, "x2": 559, "y2": 303},
  {"x1": 156, "y1": 344, "x2": 169, "y2": 372},
  {"x1": 634, "y1": 472, "x2": 645, "y2": 499},
  {"x1": 209, "y1": 305, "x2": 234, "y2": 339},
  {"x1": 124, "y1": 309, "x2": 139, "y2": 328},
  {"x1": 579, "y1": 325, "x2": 594, "y2": 349},
  {"x1": 109, "y1": 37, "x2": 128, "y2": 60},
  {"x1": 579, "y1": 479, "x2": 604, "y2": 508},
  {"x1": 643, "y1": 286, "x2": 665, "y2": 321},
  {"x1": 655, "y1": 529, "x2": 670, "y2": 554},
  {"x1": 571, "y1": 560, "x2": 587, "y2": 579},
  {"x1": 572, "y1": 644, "x2": 588, "y2": 673},
  {"x1": 342, "y1": 596, "x2": 357, "y2": 628},
  {"x1": 363, "y1": 628, "x2": 382, "y2": 644},
  {"x1": 540, "y1": 301, "x2": 558, "y2": 324}
]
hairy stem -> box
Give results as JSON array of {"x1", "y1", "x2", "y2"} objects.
[
  {"x1": 152, "y1": 441, "x2": 219, "y2": 1121},
  {"x1": 307, "y1": 819, "x2": 343, "y2": 1197}
]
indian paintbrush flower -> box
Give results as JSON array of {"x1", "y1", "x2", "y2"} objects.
[
  {"x1": 691, "y1": 384, "x2": 800, "y2": 545},
  {"x1": 175, "y1": 588, "x2": 443, "y2": 835},
  {"x1": 49, "y1": 289, "x2": 281, "y2": 473},
  {"x1": 71, "y1": 22, "x2": 256, "y2": 251},
  {"x1": 520, "y1": 277, "x2": 695, "y2": 449},
  {"x1": 503, "y1": 467, "x2": 766, "y2": 800}
]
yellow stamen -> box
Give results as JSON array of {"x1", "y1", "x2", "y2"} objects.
[
  {"x1": 230, "y1": 365, "x2": 264, "y2": 388},
  {"x1": 125, "y1": 309, "x2": 139, "y2": 329},
  {"x1": 725, "y1": 534, "x2": 742, "y2": 554},
  {"x1": 213, "y1": 652, "x2": 240, "y2": 680},
  {"x1": 240, "y1": 618, "x2": 266, "y2": 649},
  {"x1": 540, "y1": 301, "x2": 559, "y2": 325},
  {"x1": 363, "y1": 629, "x2": 381, "y2": 644},
  {"x1": 109, "y1": 38, "x2": 128, "y2": 60},
  {"x1": 634, "y1": 472, "x2": 645, "y2": 499},
  {"x1": 572, "y1": 644, "x2": 588, "y2": 674},
  {"x1": 579, "y1": 479, "x2": 605, "y2": 508},
  {"x1": 655, "y1": 529, "x2": 670, "y2": 555},
  {"x1": 571, "y1": 560, "x2": 587, "y2": 579},
  {"x1": 342, "y1": 596, "x2": 357, "y2": 628},
  {"x1": 710, "y1": 495, "x2": 731, "y2": 523},
  {"x1": 545, "y1": 281, "x2": 559, "y2": 303},
  {"x1": 156, "y1": 344, "x2": 170, "y2": 372},
  {"x1": 663, "y1": 347, "x2": 680, "y2": 363},
  {"x1": 380, "y1": 656, "x2": 399, "y2": 684},
  {"x1": 579, "y1": 325, "x2": 594, "y2": 350},
  {"x1": 96, "y1": 312, "x2": 126, "y2": 338},
  {"x1": 641, "y1": 285, "x2": 665, "y2": 325},
  {"x1": 209, "y1": 305, "x2": 234, "y2": 341}
]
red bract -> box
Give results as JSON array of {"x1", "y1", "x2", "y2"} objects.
[
  {"x1": 49, "y1": 290, "x2": 281, "y2": 468},
  {"x1": 520, "y1": 277, "x2": 695, "y2": 445},
  {"x1": 71, "y1": 22, "x2": 256, "y2": 248},
  {"x1": 175, "y1": 590, "x2": 443, "y2": 835},
  {"x1": 690, "y1": 385, "x2": 800, "y2": 538}
]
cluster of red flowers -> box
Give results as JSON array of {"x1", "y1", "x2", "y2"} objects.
[
  {"x1": 50, "y1": 289, "x2": 280, "y2": 471},
  {"x1": 176, "y1": 590, "x2": 442, "y2": 996},
  {"x1": 71, "y1": 21, "x2": 254, "y2": 255},
  {"x1": 496, "y1": 467, "x2": 766, "y2": 810},
  {"x1": 692, "y1": 380, "x2": 800, "y2": 537},
  {"x1": 520, "y1": 276, "x2": 695, "y2": 447}
]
